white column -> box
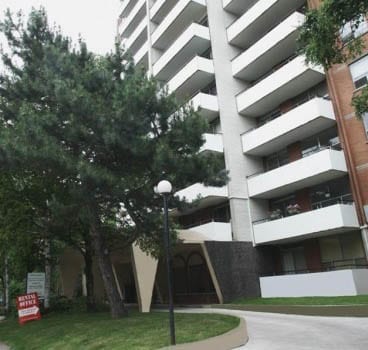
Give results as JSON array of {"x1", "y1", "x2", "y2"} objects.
[{"x1": 206, "y1": 1, "x2": 264, "y2": 241}]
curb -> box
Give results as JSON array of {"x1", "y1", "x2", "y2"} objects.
[
  {"x1": 159, "y1": 317, "x2": 247, "y2": 350},
  {"x1": 214, "y1": 304, "x2": 368, "y2": 317}
]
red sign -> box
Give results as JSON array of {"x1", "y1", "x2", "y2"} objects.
[{"x1": 16, "y1": 292, "x2": 41, "y2": 324}]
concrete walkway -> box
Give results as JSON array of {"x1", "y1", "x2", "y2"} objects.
[{"x1": 180, "y1": 308, "x2": 368, "y2": 350}]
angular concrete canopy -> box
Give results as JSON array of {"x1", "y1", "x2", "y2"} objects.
[{"x1": 131, "y1": 244, "x2": 158, "y2": 313}]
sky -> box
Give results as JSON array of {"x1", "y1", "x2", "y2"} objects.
[{"x1": 0, "y1": 0, "x2": 121, "y2": 54}]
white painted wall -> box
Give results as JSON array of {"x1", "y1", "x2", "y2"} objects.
[
  {"x1": 353, "y1": 269, "x2": 368, "y2": 295},
  {"x1": 260, "y1": 269, "x2": 368, "y2": 297}
]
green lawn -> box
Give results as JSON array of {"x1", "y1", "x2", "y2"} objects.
[
  {"x1": 230, "y1": 295, "x2": 368, "y2": 306},
  {"x1": 0, "y1": 311, "x2": 239, "y2": 350}
]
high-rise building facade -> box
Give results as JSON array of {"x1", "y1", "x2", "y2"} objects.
[{"x1": 115, "y1": 0, "x2": 368, "y2": 304}]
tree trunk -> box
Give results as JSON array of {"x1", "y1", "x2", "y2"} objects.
[
  {"x1": 44, "y1": 239, "x2": 51, "y2": 309},
  {"x1": 4, "y1": 256, "x2": 9, "y2": 314},
  {"x1": 83, "y1": 238, "x2": 97, "y2": 312},
  {"x1": 89, "y1": 216, "x2": 126, "y2": 318}
]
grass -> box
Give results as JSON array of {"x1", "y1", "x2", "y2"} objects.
[
  {"x1": 230, "y1": 295, "x2": 368, "y2": 306},
  {"x1": 0, "y1": 310, "x2": 239, "y2": 350}
]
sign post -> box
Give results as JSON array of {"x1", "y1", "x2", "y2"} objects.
[{"x1": 16, "y1": 292, "x2": 41, "y2": 324}]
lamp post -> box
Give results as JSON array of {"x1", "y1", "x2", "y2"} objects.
[{"x1": 155, "y1": 180, "x2": 176, "y2": 345}]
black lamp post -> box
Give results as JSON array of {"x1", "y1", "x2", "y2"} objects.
[{"x1": 155, "y1": 180, "x2": 176, "y2": 346}]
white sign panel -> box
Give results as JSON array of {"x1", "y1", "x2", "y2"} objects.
[{"x1": 27, "y1": 273, "x2": 45, "y2": 299}]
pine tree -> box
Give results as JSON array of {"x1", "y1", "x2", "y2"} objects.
[{"x1": 0, "y1": 8, "x2": 225, "y2": 318}]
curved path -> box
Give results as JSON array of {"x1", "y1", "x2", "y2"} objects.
[{"x1": 180, "y1": 308, "x2": 368, "y2": 350}]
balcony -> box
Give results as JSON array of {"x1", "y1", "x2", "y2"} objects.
[
  {"x1": 227, "y1": 0, "x2": 305, "y2": 48},
  {"x1": 167, "y1": 57, "x2": 215, "y2": 100},
  {"x1": 189, "y1": 93, "x2": 219, "y2": 121},
  {"x1": 179, "y1": 221, "x2": 232, "y2": 242},
  {"x1": 151, "y1": 0, "x2": 207, "y2": 51},
  {"x1": 260, "y1": 269, "x2": 368, "y2": 297},
  {"x1": 150, "y1": 0, "x2": 179, "y2": 24},
  {"x1": 232, "y1": 12, "x2": 305, "y2": 81},
  {"x1": 176, "y1": 183, "x2": 228, "y2": 209},
  {"x1": 153, "y1": 24, "x2": 210, "y2": 81},
  {"x1": 253, "y1": 202, "x2": 359, "y2": 245},
  {"x1": 248, "y1": 148, "x2": 347, "y2": 199},
  {"x1": 236, "y1": 55, "x2": 325, "y2": 116},
  {"x1": 199, "y1": 133, "x2": 223, "y2": 154},
  {"x1": 242, "y1": 98, "x2": 336, "y2": 156},
  {"x1": 119, "y1": 0, "x2": 146, "y2": 39},
  {"x1": 222, "y1": 0, "x2": 258, "y2": 16},
  {"x1": 121, "y1": 19, "x2": 147, "y2": 56},
  {"x1": 133, "y1": 42, "x2": 149, "y2": 69},
  {"x1": 120, "y1": 0, "x2": 138, "y2": 19}
]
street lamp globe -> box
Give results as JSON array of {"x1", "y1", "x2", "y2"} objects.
[{"x1": 156, "y1": 180, "x2": 172, "y2": 194}]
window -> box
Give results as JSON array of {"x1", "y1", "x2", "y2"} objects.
[
  {"x1": 319, "y1": 232, "x2": 365, "y2": 265},
  {"x1": 349, "y1": 55, "x2": 368, "y2": 89},
  {"x1": 281, "y1": 247, "x2": 307, "y2": 274},
  {"x1": 340, "y1": 16, "x2": 368, "y2": 43},
  {"x1": 264, "y1": 149, "x2": 289, "y2": 171}
]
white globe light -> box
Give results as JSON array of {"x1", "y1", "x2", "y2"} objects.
[{"x1": 156, "y1": 180, "x2": 172, "y2": 194}]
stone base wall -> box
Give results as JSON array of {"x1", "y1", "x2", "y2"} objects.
[{"x1": 205, "y1": 241, "x2": 275, "y2": 302}]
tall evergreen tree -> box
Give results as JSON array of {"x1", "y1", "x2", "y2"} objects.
[{"x1": 0, "y1": 8, "x2": 225, "y2": 317}]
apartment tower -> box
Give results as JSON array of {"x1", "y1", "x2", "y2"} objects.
[{"x1": 115, "y1": 0, "x2": 368, "y2": 304}]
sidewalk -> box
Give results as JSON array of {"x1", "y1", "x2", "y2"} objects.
[{"x1": 179, "y1": 308, "x2": 368, "y2": 350}]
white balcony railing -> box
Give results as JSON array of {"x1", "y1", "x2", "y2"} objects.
[
  {"x1": 121, "y1": 18, "x2": 147, "y2": 56},
  {"x1": 253, "y1": 203, "x2": 359, "y2": 245},
  {"x1": 151, "y1": 0, "x2": 206, "y2": 51},
  {"x1": 119, "y1": 0, "x2": 146, "y2": 39},
  {"x1": 248, "y1": 148, "x2": 347, "y2": 199},
  {"x1": 167, "y1": 57, "x2": 215, "y2": 100},
  {"x1": 200, "y1": 133, "x2": 223, "y2": 153},
  {"x1": 153, "y1": 23, "x2": 210, "y2": 81},
  {"x1": 223, "y1": 0, "x2": 258, "y2": 16},
  {"x1": 232, "y1": 12, "x2": 305, "y2": 81},
  {"x1": 150, "y1": 0, "x2": 179, "y2": 24},
  {"x1": 236, "y1": 55, "x2": 325, "y2": 116},
  {"x1": 189, "y1": 93, "x2": 219, "y2": 121},
  {"x1": 242, "y1": 98, "x2": 336, "y2": 156},
  {"x1": 120, "y1": 0, "x2": 138, "y2": 19},
  {"x1": 227, "y1": 0, "x2": 305, "y2": 48},
  {"x1": 133, "y1": 42, "x2": 149, "y2": 68},
  {"x1": 176, "y1": 183, "x2": 228, "y2": 205},
  {"x1": 179, "y1": 221, "x2": 232, "y2": 242}
]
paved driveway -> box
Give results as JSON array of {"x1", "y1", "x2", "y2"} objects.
[{"x1": 181, "y1": 308, "x2": 368, "y2": 350}]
